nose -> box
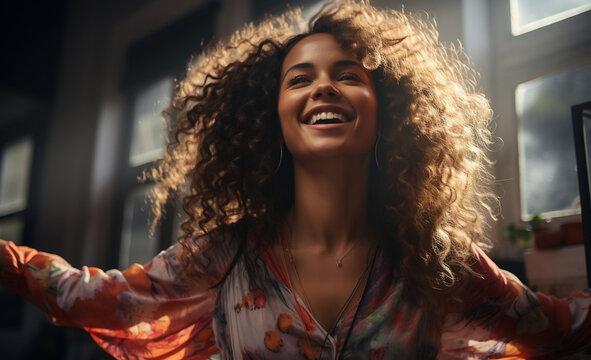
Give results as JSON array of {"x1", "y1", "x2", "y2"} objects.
[{"x1": 312, "y1": 80, "x2": 340, "y2": 100}]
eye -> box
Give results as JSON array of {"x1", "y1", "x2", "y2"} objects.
[
  {"x1": 337, "y1": 72, "x2": 362, "y2": 82},
  {"x1": 287, "y1": 75, "x2": 310, "y2": 87}
]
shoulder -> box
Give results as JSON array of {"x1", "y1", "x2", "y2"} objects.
[
  {"x1": 172, "y1": 220, "x2": 247, "y2": 281},
  {"x1": 448, "y1": 244, "x2": 527, "y2": 315},
  {"x1": 468, "y1": 244, "x2": 520, "y2": 291},
  {"x1": 469, "y1": 245, "x2": 503, "y2": 281}
]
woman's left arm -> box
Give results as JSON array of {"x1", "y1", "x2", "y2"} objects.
[{"x1": 440, "y1": 246, "x2": 591, "y2": 359}]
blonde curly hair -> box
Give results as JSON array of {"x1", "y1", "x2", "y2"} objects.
[{"x1": 146, "y1": 0, "x2": 497, "y2": 305}]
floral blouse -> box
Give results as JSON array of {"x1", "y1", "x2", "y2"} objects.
[{"x1": 2, "y1": 228, "x2": 591, "y2": 359}]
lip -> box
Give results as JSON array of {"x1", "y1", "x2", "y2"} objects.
[
  {"x1": 301, "y1": 105, "x2": 354, "y2": 125},
  {"x1": 305, "y1": 123, "x2": 350, "y2": 131}
]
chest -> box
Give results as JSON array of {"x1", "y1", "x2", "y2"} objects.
[
  {"x1": 211, "y1": 255, "x2": 440, "y2": 359},
  {"x1": 272, "y1": 243, "x2": 374, "y2": 332},
  {"x1": 287, "y1": 258, "x2": 370, "y2": 333},
  {"x1": 213, "y1": 259, "x2": 340, "y2": 359}
]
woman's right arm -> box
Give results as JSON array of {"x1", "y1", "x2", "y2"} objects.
[{"x1": 0, "y1": 236, "x2": 232, "y2": 359}]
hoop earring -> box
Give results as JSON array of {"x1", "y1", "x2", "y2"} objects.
[
  {"x1": 275, "y1": 142, "x2": 284, "y2": 173},
  {"x1": 374, "y1": 137, "x2": 381, "y2": 170}
]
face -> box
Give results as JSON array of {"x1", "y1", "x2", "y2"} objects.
[{"x1": 278, "y1": 33, "x2": 377, "y2": 160}]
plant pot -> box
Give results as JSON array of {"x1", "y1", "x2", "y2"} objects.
[
  {"x1": 534, "y1": 228, "x2": 562, "y2": 249},
  {"x1": 561, "y1": 221, "x2": 583, "y2": 245}
]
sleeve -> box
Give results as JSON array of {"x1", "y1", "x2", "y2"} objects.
[
  {"x1": 1, "y1": 235, "x2": 237, "y2": 360},
  {"x1": 439, "y1": 245, "x2": 591, "y2": 359}
]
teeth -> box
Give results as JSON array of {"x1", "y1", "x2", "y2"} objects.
[{"x1": 309, "y1": 112, "x2": 345, "y2": 124}]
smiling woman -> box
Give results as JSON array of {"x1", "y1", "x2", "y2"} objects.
[{"x1": 1, "y1": 1, "x2": 591, "y2": 359}]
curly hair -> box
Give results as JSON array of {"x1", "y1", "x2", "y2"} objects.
[{"x1": 145, "y1": 0, "x2": 497, "y2": 306}]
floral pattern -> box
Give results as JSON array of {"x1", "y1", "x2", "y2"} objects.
[
  {"x1": 234, "y1": 289, "x2": 266, "y2": 313},
  {"x1": 2, "y1": 234, "x2": 591, "y2": 359}
]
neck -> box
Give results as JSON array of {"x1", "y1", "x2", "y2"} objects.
[{"x1": 288, "y1": 154, "x2": 372, "y2": 253}]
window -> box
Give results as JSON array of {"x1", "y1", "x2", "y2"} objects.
[
  {"x1": 116, "y1": 74, "x2": 174, "y2": 268},
  {"x1": 510, "y1": 0, "x2": 591, "y2": 35},
  {"x1": 119, "y1": 185, "x2": 162, "y2": 268},
  {"x1": 113, "y1": 2, "x2": 218, "y2": 268},
  {"x1": 128, "y1": 77, "x2": 172, "y2": 167},
  {"x1": 118, "y1": 76, "x2": 173, "y2": 268},
  {"x1": 516, "y1": 62, "x2": 591, "y2": 217},
  {"x1": 0, "y1": 137, "x2": 34, "y2": 245},
  {"x1": 117, "y1": 77, "x2": 172, "y2": 268},
  {"x1": 491, "y1": 0, "x2": 591, "y2": 225},
  {"x1": 0, "y1": 127, "x2": 39, "y2": 328}
]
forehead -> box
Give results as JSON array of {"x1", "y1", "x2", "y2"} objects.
[{"x1": 281, "y1": 33, "x2": 359, "y2": 74}]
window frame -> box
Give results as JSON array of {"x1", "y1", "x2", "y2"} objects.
[
  {"x1": 490, "y1": 0, "x2": 591, "y2": 225},
  {"x1": 109, "y1": 1, "x2": 219, "y2": 269},
  {"x1": 110, "y1": 80, "x2": 176, "y2": 269},
  {"x1": 509, "y1": 0, "x2": 591, "y2": 36},
  {"x1": 0, "y1": 115, "x2": 45, "y2": 328}
]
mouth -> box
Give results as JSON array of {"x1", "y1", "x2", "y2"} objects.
[{"x1": 303, "y1": 111, "x2": 349, "y2": 125}]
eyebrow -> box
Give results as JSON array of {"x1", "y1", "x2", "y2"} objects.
[{"x1": 281, "y1": 60, "x2": 365, "y2": 82}]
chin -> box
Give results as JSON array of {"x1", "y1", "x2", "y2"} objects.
[{"x1": 292, "y1": 146, "x2": 373, "y2": 160}]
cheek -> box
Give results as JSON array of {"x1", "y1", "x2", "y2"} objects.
[
  {"x1": 277, "y1": 96, "x2": 289, "y2": 129},
  {"x1": 360, "y1": 90, "x2": 378, "y2": 133},
  {"x1": 364, "y1": 89, "x2": 378, "y2": 114},
  {"x1": 277, "y1": 99, "x2": 290, "y2": 142},
  {"x1": 277, "y1": 92, "x2": 304, "y2": 139}
]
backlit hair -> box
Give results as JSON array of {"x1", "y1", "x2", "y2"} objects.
[{"x1": 146, "y1": 0, "x2": 497, "y2": 306}]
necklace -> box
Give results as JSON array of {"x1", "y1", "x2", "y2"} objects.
[
  {"x1": 279, "y1": 225, "x2": 372, "y2": 335},
  {"x1": 336, "y1": 242, "x2": 357, "y2": 268}
]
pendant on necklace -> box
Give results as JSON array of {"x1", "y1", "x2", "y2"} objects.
[{"x1": 337, "y1": 258, "x2": 343, "y2": 268}]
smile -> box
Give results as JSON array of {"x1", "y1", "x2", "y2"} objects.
[{"x1": 304, "y1": 112, "x2": 348, "y2": 125}]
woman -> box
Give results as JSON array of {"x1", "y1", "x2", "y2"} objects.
[{"x1": 1, "y1": 1, "x2": 590, "y2": 359}]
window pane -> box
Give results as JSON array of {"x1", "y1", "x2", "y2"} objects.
[
  {"x1": 516, "y1": 62, "x2": 591, "y2": 218},
  {"x1": 0, "y1": 216, "x2": 24, "y2": 245},
  {"x1": 0, "y1": 137, "x2": 33, "y2": 216},
  {"x1": 129, "y1": 77, "x2": 173, "y2": 167},
  {"x1": 510, "y1": 0, "x2": 591, "y2": 35},
  {"x1": 120, "y1": 185, "x2": 161, "y2": 268}
]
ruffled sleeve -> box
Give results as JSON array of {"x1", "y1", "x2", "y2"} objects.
[
  {"x1": 1, "y1": 233, "x2": 238, "y2": 360},
  {"x1": 440, "y1": 245, "x2": 591, "y2": 359}
]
